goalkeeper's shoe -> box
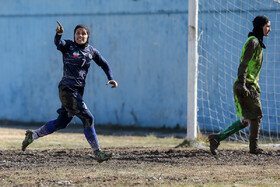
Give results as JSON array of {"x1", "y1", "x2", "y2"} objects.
[
  {"x1": 208, "y1": 134, "x2": 220, "y2": 155},
  {"x1": 249, "y1": 148, "x2": 266, "y2": 155},
  {"x1": 22, "y1": 130, "x2": 34, "y2": 151},
  {"x1": 94, "y1": 151, "x2": 114, "y2": 163}
]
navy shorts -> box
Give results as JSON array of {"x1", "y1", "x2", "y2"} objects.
[{"x1": 54, "y1": 85, "x2": 94, "y2": 130}]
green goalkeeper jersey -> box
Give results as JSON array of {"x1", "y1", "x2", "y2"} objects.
[
  {"x1": 234, "y1": 36, "x2": 264, "y2": 119},
  {"x1": 235, "y1": 36, "x2": 263, "y2": 92}
]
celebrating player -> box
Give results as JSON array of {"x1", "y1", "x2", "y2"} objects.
[
  {"x1": 208, "y1": 15, "x2": 271, "y2": 155},
  {"x1": 22, "y1": 21, "x2": 118, "y2": 163}
]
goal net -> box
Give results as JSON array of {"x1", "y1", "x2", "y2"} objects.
[{"x1": 197, "y1": 0, "x2": 280, "y2": 142}]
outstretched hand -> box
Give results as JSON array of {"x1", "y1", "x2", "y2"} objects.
[
  {"x1": 56, "y1": 20, "x2": 64, "y2": 34},
  {"x1": 106, "y1": 80, "x2": 118, "y2": 88}
]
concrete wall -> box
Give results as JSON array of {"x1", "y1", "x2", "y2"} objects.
[
  {"x1": 2, "y1": 0, "x2": 279, "y2": 132},
  {"x1": 0, "y1": 0, "x2": 188, "y2": 127}
]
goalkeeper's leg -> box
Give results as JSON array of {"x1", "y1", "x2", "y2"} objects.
[
  {"x1": 208, "y1": 119, "x2": 249, "y2": 155},
  {"x1": 249, "y1": 117, "x2": 265, "y2": 154}
]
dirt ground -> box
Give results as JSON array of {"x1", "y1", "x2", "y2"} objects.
[
  {"x1": 1, "y1": 147, "x2": 280, "y2": 186},
  {"x1": 1, "y1": 125, "x2": 280, "y2": 186}
]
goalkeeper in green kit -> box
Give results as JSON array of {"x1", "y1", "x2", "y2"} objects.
[{"x1": 208, "y1": 15, "x2": 271, "y2": 155}]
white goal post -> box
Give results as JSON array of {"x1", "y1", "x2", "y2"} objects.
[{"x1": 187, "y1": 0, "x2": 199, "y2": 140}]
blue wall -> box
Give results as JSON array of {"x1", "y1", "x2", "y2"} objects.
[
  {"x1": 3, "y1": 0, "x2": 279, "y2": 132},
  {"x1": 0, "y1": 0, "x2": 188, "y2": 127}
]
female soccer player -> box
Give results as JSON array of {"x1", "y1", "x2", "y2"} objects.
[
  {"x1": 22, "y1": 21, "x2": 118, "y2": 163},
  {"x1": 208, "y1": 15, "x2": 271, "y2": 155}
]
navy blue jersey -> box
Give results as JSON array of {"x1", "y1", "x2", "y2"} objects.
[{"x1": 54, "y1": 33, "x2": 114, "y2": 88}]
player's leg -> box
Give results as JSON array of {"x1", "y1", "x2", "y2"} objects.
[
  {"x1": 249, "y1": 117, "x2": 264, "y2": 154},
  {"x1": 32, "y1": 107, "x2": 73, "y2": 139},
  {"x1": 244, "y1": 85, "x2": 263, "y2": 154},
  {"x1": 209, "y1": 84, "x2": 263, "y2": 155},
  {"x1": 79, "y1": 110, "x2": 100, "y2": 152},
  {"x1": 58, "y1": 86, "x2": 101, "y2": 150},
  {"x1": 79, "y1": 110, "x2": 114, "y2": 163},
  {"x1": 76, "y1": 109, "x2": 113, "y2": 163},
  {"x1": 22, "y1": 107, "x2": 73, "y2": 151},
  {"x1": 208, "y1": 119, "x2": 249, "y2": 155},
  {"x1": 59, "y1": 86, "x2": 113, "y2": 163},
  {"x1": 218, "y1": 119, "x2": 249, "y2": 140}
]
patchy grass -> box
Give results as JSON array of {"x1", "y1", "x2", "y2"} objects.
[
  {"x1": 0, "y1": 127, "x2": 182, "y2": 150},
  {"x1": 1, "y1": 127, "x2": 280, "y2": 186}
]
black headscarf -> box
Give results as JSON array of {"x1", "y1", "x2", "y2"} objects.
[
  {"x1": 248, "y1": 15, "x2": 270, "y2": 49},
  {"x1": 74, "y1": 24, "x2": 90, "y2": 48}
]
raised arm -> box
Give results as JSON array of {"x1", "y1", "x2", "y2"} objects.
[
  {"x1": 54, "y1": 21, "x2": 67, "y2": 50},
  {"x1": 56, "y1": 21, "x2": 64, "y2": 35}
]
